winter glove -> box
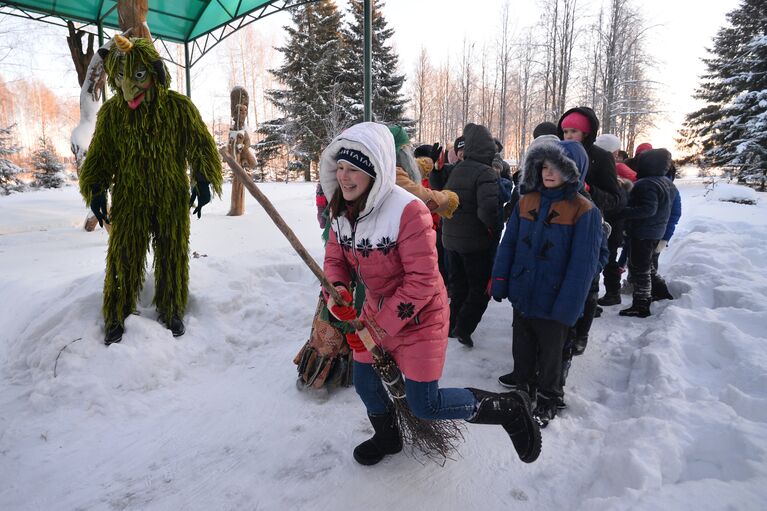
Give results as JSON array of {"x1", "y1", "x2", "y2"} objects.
[
  {"x1": 190, "y1": 180, "x2": 212, "y2": 218},
  {"x1": 345, "y1": 332, "x2": 366, "y2": 353},
  {"x1": 490, "y1": 276, "x2": 507, "y2": 302},
  {"x1": 655, "y1": 240, "x2": 668, "y2": 254},
  {"x1": 429, "y1": 143, "x2": 443, "y2": 164},
  {"x1": 90, "y1": 191, "x2": 109, "y2": 227},
  {"x1": 327, "y1": 286, "x2": 356, "y2": 321}
]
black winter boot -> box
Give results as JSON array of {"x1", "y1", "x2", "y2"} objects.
[
  {"x1": 104, "y1": 323, "x2": 124, "y2": 345},
  {"x1": 455, "y1": 332, "x2": 474, "y2": 348},
  {"x1": 619, "y1": 300, "x2": 651, "y2": 318},
  {"x1": 353, "y1": 412, "x2": 403, "y2": 466},
  {"x1": 572, "y1": 336, "x2": 588, "y2": 356},
  {"x1": 168, "y1": 316, "x2": 185, "y2": 337},
  {"x1": 651, "y1": 280, "x2": 674, "y2": 301},
  {"x1": 598, "y1": 292, "x2": 622, "y2": 306},
  {"x1": 466, "y1": 388, "x2": 542, "y2": 463},
  {"x1": 533, "y1": 393, "x2": 559, "y2": 428}
]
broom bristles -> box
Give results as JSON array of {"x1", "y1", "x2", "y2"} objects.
[{"x1": 373, "y1": 351, "x2": 464, "y2": 461}]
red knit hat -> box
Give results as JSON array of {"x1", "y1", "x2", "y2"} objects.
[
  {"x1": 561, "y1": 112, "x2": 591, "y2": 134},
  {"x1": 635, "y1": 143, "x2": 653, "y2": 156}
]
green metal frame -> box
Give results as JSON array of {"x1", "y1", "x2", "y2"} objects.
[
  {"x1": 0, "y1": 0, "x2": 373, "y2": 115},
  {"x1": 0, "y1": 1, "x2": 316, "y2": 98}
]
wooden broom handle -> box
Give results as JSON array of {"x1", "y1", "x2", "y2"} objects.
[
  {"x1": 218, "y1": 147, "x2": 347, "y2": 306},
  {"x1": 219, "y1": 148, "x2": 383, "y2": 357}
]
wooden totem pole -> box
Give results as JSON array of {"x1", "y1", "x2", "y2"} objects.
[{"x1": 227, "y1": 86, "x2": 257, "y2": 216}]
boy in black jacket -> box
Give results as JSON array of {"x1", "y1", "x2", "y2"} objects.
[{"x1": 617, "y1": 149, "x2": 679, "y2": 318}]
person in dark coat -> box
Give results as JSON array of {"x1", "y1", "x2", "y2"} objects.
[
  {"x1": 617, "y1": 148, "x2": 679, "y2": 317},
  {"x1": 442, "y1": 124, "x2": 500, "y2": 348},
  {"x1": 649, "y1": 159, "x2": 681, "y2": 301},
  {"x1": 593, "y1": 133, "x2": 633, "y2": 307},
  {"x1": 557, "y1": 107, "x2": 624, "y2": 354},
  {"x1": 491, "y1": 139, "x2": 602, "y2": 426}
]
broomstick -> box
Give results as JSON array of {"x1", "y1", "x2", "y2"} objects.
[{"x1": 219, "y1": 147, "x2": 464, "y2": 460}]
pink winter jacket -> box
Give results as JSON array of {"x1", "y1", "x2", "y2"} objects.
[{"x1": 320, "y1": 122, "x2": 448, "y2": 382}]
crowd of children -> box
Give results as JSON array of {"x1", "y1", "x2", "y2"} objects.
[{"x1": 304, "y1": 110, "x2": 681, "y2": 465}]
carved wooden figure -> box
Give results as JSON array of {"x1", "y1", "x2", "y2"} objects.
[{"x1": 227, "y1": 86, "x2": 256, "y2": 216}]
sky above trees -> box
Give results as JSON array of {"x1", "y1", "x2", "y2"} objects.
[{"x1": 0, "y1": 0, "x2": 742, "y2": 154}]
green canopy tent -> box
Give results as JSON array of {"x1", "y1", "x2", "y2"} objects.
[{"x1": 0, "y1": 0, "x2": 373, "y2": 119}]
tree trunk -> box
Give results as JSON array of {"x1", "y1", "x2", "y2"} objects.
[
  {"x1": 66, "y1": 22, "x2": 95, "y2": 87},
  {"x1": 117, "y1": 0, "x2": 152, "y2": 39}
]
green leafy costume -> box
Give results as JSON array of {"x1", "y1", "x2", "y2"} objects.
[{"x1": 79, "y1": 37, "x2": 223, "y2": 329}]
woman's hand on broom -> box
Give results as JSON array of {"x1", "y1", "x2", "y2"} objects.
[
  {"x1": 327, "y1": 286, "x2": 357, "y2": 321},
  {"x1": 345, "y1": 332, "x2": 366, "y2": 352}
]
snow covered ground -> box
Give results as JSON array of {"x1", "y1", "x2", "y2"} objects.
[{"x1": 1, "y1": 180, "x2": 765, "y2": 510}]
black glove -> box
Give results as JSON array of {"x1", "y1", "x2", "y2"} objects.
[
  {"x1": 91, "y1": 191, "x2": 109, "y2": 227},
  {"x1": 190, "y1": 181, "x2": 211, "y2": 218},
  {"x1": 429, "y1": 142, "x2": 443, "y2": 163}
]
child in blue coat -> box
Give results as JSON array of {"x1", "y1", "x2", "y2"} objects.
[{"x1": 491, "y1": 140, "x2": 602, "y2": 426}]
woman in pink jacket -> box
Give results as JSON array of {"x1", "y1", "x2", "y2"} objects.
[{"x1": 320, "y1": 122, "x2": 541, "y2": 466}]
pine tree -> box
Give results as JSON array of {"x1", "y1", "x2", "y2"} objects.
[
  {"x1": 340, "y1": 0, "x2": 410, "y2": 126},
  {"x1": 32, "y1": 136, "x2": 65, "y2": 188},
  {"x1": 259, "y1": 1, "x2": 349, "y2": 181},
  {"x1": 0, "y1": 124, "x2": 25, "y2": 195},
  {"x1": 680, "y1": 0, "x2": 767, "y2": 189}
]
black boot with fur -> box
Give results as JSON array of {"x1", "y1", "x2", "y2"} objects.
[
  {"x1": 466, "y1": 388, "x2": 542, "y2": 463},
  {"x1": 619, "y1": 299, "x2": 651, "y2": 318},
  {"x1": 598, "y1": 291, "x2": 622, "y2": 306},
  {"x1": 353, "y1": 412, "x2": 403, "y2": 466}
]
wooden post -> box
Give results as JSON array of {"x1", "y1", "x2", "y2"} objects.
[
  {"x1": 117, "y1": 0, "x2": 152, "y2": 40},
  {"x1": 227, "y1": 86, "x2": 256, "y2": 216}
]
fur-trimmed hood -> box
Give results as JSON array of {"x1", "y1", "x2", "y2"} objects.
[
  {"x1": 319, "y1": 122, "x2": 396, "y2": 218},
  {"x1": 520, "y1": 140, "x2": 585, "y2": 195}
]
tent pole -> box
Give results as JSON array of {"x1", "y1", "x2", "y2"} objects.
[
  {"x1": 98, "y1": 23, "x2": 106, "y2": 104},
  {"x1": 363, "y1": 0, "x2": 372, "y2": 122},
  {"x1": 185, "y1": 42, "x2": 192, "y2": 98}
]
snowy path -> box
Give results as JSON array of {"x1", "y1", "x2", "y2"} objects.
[{"x1": 1, "y1": 182, "x2": 765, "y2": 510}]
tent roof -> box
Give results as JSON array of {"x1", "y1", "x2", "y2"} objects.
[{"x1": 1, "y1": 0, "x2": 291, "y2": 43}]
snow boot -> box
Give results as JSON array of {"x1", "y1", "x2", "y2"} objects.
[
  {"x1": 598, "y1": 292, "x2": 622, "y2": 306},
  {"x1": 466, "y1": 388, "x2": 542, "y2": 463},
  {"x1": 104, "y1": 323, "x2": 124, "y2": 345},
  {"x1": 619, "y1": 300, "x2": 651, "y2": 318},
  {"x1": 168, "y1": 316, "x2": 185, "y2": 337},
  {"x1": 456, "y1": 332, "x2": 474, "y2": 348},
  {"x1": 572, "y1": 336, "x2": 588, "y2": 356},
  {"x1": 651, "y1": 282, "x2": 674, "y2": 302},
  {"x1": 353, "y1": 412, "x2": 403, "y2": 466},
  {"x1": 497, "y1": 375, "x2": 537, "y2": 403},
  {"x1": 533, "y1": 394, "x2": 559, "y2": 428}
]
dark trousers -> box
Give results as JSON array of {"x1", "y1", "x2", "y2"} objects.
[
  {"x1": 436, "y1": 225, "x2": 448, "y2": 287},
  {"x1": 510, "y1": 310, "x2": 570, "y2": 398},
  {"x1": 602, "y1": 219, "x2": 625, "y2": 294},
  {"x1": 573, "y1": 275, "x2": 599, "y2": 340},
  {"x1": 446, "y1": 248, "x2": 494, "y2": 336},
  {"x1": 628, "y1": 238, "x2": 658, "y2": 304},
  {"x1": 651, "y1": 251, "x2": 672, "y2": 298}
]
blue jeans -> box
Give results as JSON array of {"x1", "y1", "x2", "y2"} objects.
[{"x1": 353, "y1": 361, "x2": 476, "y2": 420}]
